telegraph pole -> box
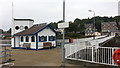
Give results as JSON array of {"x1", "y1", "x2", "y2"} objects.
[
  {"x1": 11, "y1": 0, "x2": 15, "y2": 48},
  {"x1": 12, "y1": 0, "x2": 14, "y2": 35},
  {"x1": 63, "y1": 0, "x2": 65, "y2": 22}
]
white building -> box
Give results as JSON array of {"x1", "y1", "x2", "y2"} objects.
[
  {"x1": 11, "y1": 19, "x2": 34, "y2": 48},
  {"x1": 13, "y1": 24, "x2": 57, "y2": 50},
  {"x1": 11, "y1": 19, "x2": 57, "y2": 50},
  {"x1": 14, "y1": 19, "x2": 34, "y2": 34}
]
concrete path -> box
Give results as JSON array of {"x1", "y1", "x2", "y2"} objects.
[{"x1": 11, "y1": 47, "x2": 79, "y2": 66}]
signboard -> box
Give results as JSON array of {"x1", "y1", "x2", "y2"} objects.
[{"x1": 58, "y1": 22, "x2": 69, "y2": 28}]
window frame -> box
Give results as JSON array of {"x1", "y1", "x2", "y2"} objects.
[
  {"x1": 39, "y1": 36, "x2": 47, "y2": 42},
  {"x1": 15, "y1": 26, "x2": 19, "y2": 30},
  {"x1": 21, "y1": 36, "x2": 24, "y2": 42},
  {"x1": 31, "y1": 36, "x2": 35, "y2": 42},
  {"x1": 49, "y1": 36, "x2": 55, "y2": 41},
  {"x1": 25, "y1": 36, "x2": 29, "y2": 42},
  {"x1": 24, "y1": 26, "x2": 28, "y2": 29}
]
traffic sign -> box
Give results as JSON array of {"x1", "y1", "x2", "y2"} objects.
[{"x1": 58, "y1": 22, "x2": 69, "y2": 29}]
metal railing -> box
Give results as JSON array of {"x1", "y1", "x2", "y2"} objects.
[
  {"x1": 0, "y1": 40, "x2": 13, "y2": 66},
  {"x1": 65, "y1": 46, "x2": 118, "y2": 66},
  {"x1": 56, "y1": 39, "x2": 69, "y2": 46},
  {"x1": 65, "y1": 36, "x2": 118, "y2": 66},
  {"x1": 0, "y1": 40, "x2": 11, "y2": 44}
]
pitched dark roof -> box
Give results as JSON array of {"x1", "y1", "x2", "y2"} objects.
[
  {"x1": 14, "y1": 24, "x2": 46, "y2": 36},
  {"x1": 14, "y1": 19, "x2": 34, "y2": 22}
]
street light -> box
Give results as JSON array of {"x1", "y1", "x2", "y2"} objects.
[
  {"x1": 61, "y1": 0, "x2": 65, "y2": 67},
  {"x1": 88, "y1": 10, "x2": 96, "y2": 39}
]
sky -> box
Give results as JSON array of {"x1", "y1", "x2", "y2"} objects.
[{"x1": 0, "y1": 0, "x2": 120, "y2": 31}]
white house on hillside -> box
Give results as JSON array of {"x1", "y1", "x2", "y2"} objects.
[{"x1": 13, "y1": 24, "x2": 57, "y2": 50}]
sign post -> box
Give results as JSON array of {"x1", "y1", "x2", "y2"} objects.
[
  {"x1": 58, "y1": 0, "x2": 69, "y2": 67},
  {"x1": 58, "y1": 22, "x2": 69, "y2": 67}
]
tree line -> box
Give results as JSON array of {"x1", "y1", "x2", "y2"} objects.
[{"x1": 50, "y1": 16, "x2": 120, "y2": 39}]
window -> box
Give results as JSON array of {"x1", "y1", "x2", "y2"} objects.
[
  {"x1": 15, "y1": 26, "x2": 19, "y2": 30},
  {"x1": 49, "y1": 36, "x2": 55, "y2": 41},
  {"x1": 31, "y1": 36, "x2": 35, "y2": 42},
  {"x1": 26, "y1": 36, "x2": 29, "y2": 42},
  {"x1": 20, "y1": 26, "x2": 24, "y2": 30},
  {"x1": 21, "y1": 36, "x2": 23, "y2": 42},
  {"x1": 39, "y1": 36, "x2": 47, "y2": 42},
  {"x1": 24, "y1": 26, "x2": 28, "y2": 29}
]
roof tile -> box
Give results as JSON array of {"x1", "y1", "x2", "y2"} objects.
[{"x1": 14, "y1": 24, "x2": 46, "y2": 36}]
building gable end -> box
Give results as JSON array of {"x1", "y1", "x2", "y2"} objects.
[{"x1": 34, "y1": 24, "x2": 57, "y2": 34}]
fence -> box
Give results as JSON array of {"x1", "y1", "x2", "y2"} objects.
[
  {"x1": 0, "y1": 40, "x2": 11, "y2": 44},
  {"x1": 65, "y1": 44, "x2": 119, "y2": 66},
  {"x1": 65, "y1": 36, "x2": 119, "y2": 66},
  {"x1": 0, "y1": 40, "x2": 12, "y2": 64},
  {"x1": 56, "y1": 39, "x2": 69, "y2": 46}
]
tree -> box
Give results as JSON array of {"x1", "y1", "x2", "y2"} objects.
[
  {"x1": 7, "y1": 28, "x2": 11, "y2": 34},
  {"x1": 49, "y1": 22, "x2": 57, "y2": 29},
  {"x1": 0, "y1": 29, "x2": 3, "y2": 34},
  {"x1": 49, "y1": 16, "x2": 119, "y2": 38},
  {"x1": 114, "y1": 16, "x2": 120, "y2": 22}
]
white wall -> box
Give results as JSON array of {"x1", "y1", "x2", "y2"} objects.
[
  {"x1": 12, "y1": 20, "x2": 34, "y2": 48},
  {"x1": 15, "y1": 27, "x2": 56, "y2": 49},
  {"x1": 29, "y1": 21, "x2": 34, "y2": 28},
  {"x1": 15, "y1": 36, "x2": 20, "y2": 47},
  {"x1": 38, "y1": 27, "x2": 56, "y2": 49},
  {"x1": 19, "y1": 35, "x2": 36, "y2": 49},
  {"x1": 14, "y1": 20, "x2": 33, "y2": 34}
]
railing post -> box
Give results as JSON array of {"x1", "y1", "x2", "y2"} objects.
[
  {"x1": 98, "y1": 47, "x2": 99, "y2": 63},
  {"x1": 69, "y1": 45, "x2": 71, "y2": 58},
  {"x1": 75, "y1": 44, "x2": 77, "y2": 59},
  {"x1": 108, "y1": 48, "x2": 110, "y2": 64},
  {"x1": 110, "y1": 48, "x2": 112, "y2": 65},
  {"x1": 112, "y1": 48, "x2": 114, "y2": 65},
  {"x1": 92, "y1": 46, "x2": 94, "y2": 62}
]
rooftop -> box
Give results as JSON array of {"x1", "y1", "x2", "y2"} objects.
[
  {"x1": 14, "y1": 19, "x2": 34, "y2": 22},
  {"x1": 14, "y1": 24, "x2": 46, "y2": 36},
  {"x1": 14, "y1": 23, "x2": 57, "y2": 36}
]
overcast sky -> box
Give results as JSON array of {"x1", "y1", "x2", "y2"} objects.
[{"x1": 0, "y1": 0, "x2": 120, "y2": 30}]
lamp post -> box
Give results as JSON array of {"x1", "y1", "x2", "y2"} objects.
[
  {"x1": 61, "y1": 0, "x2": 65, "y2": 67},
  {"x1": 11, "y1": 0, "x2": 15, "y2": 48},
  {"x1": 88, "y1": 10, "x2": 96, "y2": 39}
]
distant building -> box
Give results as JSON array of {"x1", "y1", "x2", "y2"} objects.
[
  {"x1": 0, "y1": 34, "x2": 3, "y2": 38},
  {"x1": 118, "y1": 22, "x2": 120, "y2": 29},
  {"x1": 94, "y1": 32, "x2": 101, "y2": 36},
  {"x1": 101, "y1": 22, "x2": 118, "y2": 35},
  {"x1": 85, "y1": 23, "x2": 94, "y2": 36},
  {"x1": 0, "y1": 29, "x2": 3, "y2": 34}
]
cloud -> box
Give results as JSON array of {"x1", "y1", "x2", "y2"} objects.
[{"x1": 0, "y1": 0, "x2": 119, "y2": 30}]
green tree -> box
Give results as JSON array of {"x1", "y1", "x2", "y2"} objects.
[{"x1": 49, "y1": 22, "x2": 57, "y2": 29}]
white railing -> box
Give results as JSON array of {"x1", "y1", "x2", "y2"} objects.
[
  {"x1": 0, "y1": 40, "x2": 11, "y2": 44},
  {"x1": 65, "y1": 45, "x2": 119, "y2": 66},
  {"x1": 65, "y1": 36, "x2": 118, "y2": 66},
  {"x1": 65, "y1": 41, "x2": 87, "y2": 58},
  {"x1": 56, "y1": 39, "x2": 69, "y2": 46}
]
